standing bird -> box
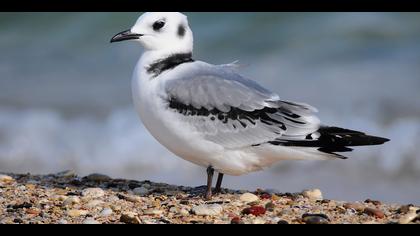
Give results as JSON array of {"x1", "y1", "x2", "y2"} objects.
[{"x1": 111, "y1": 12, "x2": 389, "y2": 200}]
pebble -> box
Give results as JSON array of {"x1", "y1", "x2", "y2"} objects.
[
  {"x1": 55, "y1": 170, "x2": 76, "y2": 178},
  {"x1": 192, "y1": 204, "x2": 223, "y2": 216},
  {"x1": 17, "y1": 185, "x2": 26, "y2": 191},
  {"x1": 239, "y1": 193, "x2": 259, "y2": 203},
  {"x1": 0, "y1": 175, "x2": 14, "y2": 183},
  {"x1": 242, "y1": 206, "x2": 266, "y2": 216},
  {"x1": 277, "y1": 220, "x2": 289, "y2": 224},
  {"x1": 302, "y1": 213, "x2": 330, "y2": 224},
  {"x1": 252, "y1": 217, "x2": 266, "y2": 224},
  {"x1": 86, "y1": 200, "x2": 104, "y2": 208},
  {"x1": 120, "y1": 212, "x2": 141, "y2": 224},
  {"x1": 26, "y1": 209, "x2": 40, "y2": 215},
  {"x1": 343, "y1": 202, "x2": 366, "y2": 211},
  {"x1": 58, "y1": 219, "x2": 68, "y2": 224},
  {"x1": 85, "y1": 173, "x2": 111, "y2": 182},
  {"x1": 231, "y1": 216, "x2": 243, "y2": 224},
  {"x1": 364, "y1": 208, "x2": 385, "y2": 218},
  {"x1": 67, "y1": 209, "x2": 89, "y2": 217},
  {"x1": 81, "y1": 188, "x2": 105, "y2": 198},
  {"x1": 63, "y1": 196, "x2": 80, "y2": 206},
  {"x1": 365, "y1": 199, "x2": 382, "y2": 206},
  {"x1": 133, "y1": 186, "x2": 150, "y2": 196},
  {"x1": 83, "y1": 218, "x2": 100, "y2": 224},
  {"x1": 142, "y1": 183, "x2": 151, "y2": 189},
  {"x1": 117, "y1": 193, "x2": 142, "y2": 203},
  {"x1": 144, "y1": 209, "x2": 164, "y2": 215},
  {"x1": 179, "y1": 208, "x2": 190, "y2": 216},
  {"x1": 265, "y1": 202, "x2": 275, "y2": 212},
  {"x1": 100, "y1": 208, "x2": 113, "y2": 217},
  {"x1": 302, "y1": 189, "x2": 323, "y2": 201},
  {"x1": 260, "y1": 193, "x2": 272, "y2": 200}
]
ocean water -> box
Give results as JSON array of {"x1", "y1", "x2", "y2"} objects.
[{"x1": 1, "y1": 12, "x2": 420, "y2": 204}]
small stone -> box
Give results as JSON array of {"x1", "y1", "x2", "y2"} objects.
[
  {"x1": 142, "y1": 183, "x2": 151, "y2": 189},
  {"x1": 13, "y1": 218, "x2": 24, "y2": 224},
  {"x1": 11, "y1": 202, "x2": 32, "y2": 209},
  {"x1": 63, "y1": 196, "x2": 80, "y2": 206},
  {"x1": 271, "y1": 194, "x2": 281, "y2": 201},
  {"x1": 169, "y1": 207, "x2": 178, "y2": 213},
  {"x1": 231, "y1": 217, "x2": 243, "y2": 224},
  {"x1": 117, "y1": 193, "x2": 141, "y2": 203},
  {"x1": 265, "y1": 202, "x2": 275, "y2": 212},
  {"x1": 86, "y1": 200, "x2": 104, "y2": 208},
  {"x1": 252, "y1": 217, "x2": 266, "y2": 224},
  {"x1": 100, "y1": 208, "x2": 113, "y2": 217},
  {"x1": 133, "y1": 187, "x2": 149, "y2": 196},
  {"x1": 180, "y1": 200, "x2": 189, "y2": 205},
  {"x1": 179, "y1": 208, "x2": 190, "y2": 216},
  {"x1": 302, "y1": 213, "x2": 330, "y2": 224},
  {"x1": 26, "y1": 209, "x2": 40, "y2": 215},
  {"x1": 58, "y1": 219, "x2": 68, "y2": 224},
  {"x1": 55, "y1": 170, "x2": 76, "y2": 178},
  {"x1": 364, "y1": 208, "x2": 385, "y2": 218},
  {"x1": 260, "y1": 193, "x2": 272, "y2": 200},
  {"x1": 365, "y1": 199, "x2": 382, "y2": 206},
  {"x1": 17, "y1": 185, "x2": 26, "y2": 191},
  {"x1": 120, "y1": 212, "x2": 141, "y2": 224},
  {"x1": 343, "y1": 202, "x2": 366, "y2": 211},
  {"x1": 0, "y1": 174, "x2": 14, "y2": 183},
  {"x1": 335, "y1": 206, "x2": 347, "y2": 214},
  {"x1": 111, "y1": 204, "x2": 122, "y2": 211},
  {"x1": 67, "y1": 209, "x2": 89, "y2": 217},
  {"x1": 144, "y1": 209, "x2": 163, "y2": 215},
  {"x1": 239, "y1": 193, "x2": 259, "y2": 203},
  {"x1": 85, "y1": 173, "x2": 111, "y2": 182},
  {"x1": 192, "y1": 204, "x2": 223, "y2": 216},
  {"x1": 59, "y1": 195, "x2": 70, "y2": 201},
  {"x1": 83, "y1": 218, "x2": 100, "y2": 224},
  {"x1": 242, "y1": 206, "x2": 266, "y2": 216},
  {"x1": 82, "y1": 188, "x2": 105, "y2": 198},
  {"x1": 302, "y1": 189, "x2": 323, "y2": 201},
  {"x1": 319, "y1": 199, "x2": 331, "y2": 204},
  {"x1": 277, "y1": 220, "x2": 289, "y2": 224}
]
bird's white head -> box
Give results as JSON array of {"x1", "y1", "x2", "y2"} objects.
[{"x1": 111, "y1": 12, "x2": 193, "y2": 55}]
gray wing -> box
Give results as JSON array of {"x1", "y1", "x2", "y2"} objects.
[{"x1": 164, "y1": 62, "x2": 320, "y2": 149}]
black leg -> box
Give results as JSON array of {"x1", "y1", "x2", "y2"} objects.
[
  {"x1": 214, "y1": 173, "x2": 224, "y2": 194},
  {"x1": 205, "y1": 166, "x2": 214, "y2": 200}
]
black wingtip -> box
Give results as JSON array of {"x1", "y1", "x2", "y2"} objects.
[{"x1": 365, "y1": 135, "x2": 390, "y2": 145}]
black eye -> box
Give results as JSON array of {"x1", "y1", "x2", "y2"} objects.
[{"x1": 152, "y1": 20, "x2": 165, "y2": 31}]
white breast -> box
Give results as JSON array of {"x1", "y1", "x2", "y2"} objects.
[{"x1": 131, "y1": 62, "x2": 224, "y2": 169}]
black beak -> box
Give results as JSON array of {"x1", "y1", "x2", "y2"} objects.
[{"x1": 110, "y1": 29, "x2": 143, "y2": 43}]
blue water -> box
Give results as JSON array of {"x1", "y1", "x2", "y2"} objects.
[{"x1": 1, "y1": 12, "x2": 420, "y2": 204}]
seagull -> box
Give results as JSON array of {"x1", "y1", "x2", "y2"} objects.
[{"x1": 111, "y1": 12, "x2": 390, "y2": 199}]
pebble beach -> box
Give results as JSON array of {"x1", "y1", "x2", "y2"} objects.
[{"x1": 0, "y1": 171, "x2": 419, "y2": 224}]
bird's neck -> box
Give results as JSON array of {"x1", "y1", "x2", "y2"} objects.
[{"x1": 139, "y1": 50, "x2": 194, "y2": 77}]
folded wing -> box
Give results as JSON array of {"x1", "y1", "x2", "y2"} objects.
[{"x1": 163, "y1": 62, "x2": 320, "y2": 149}]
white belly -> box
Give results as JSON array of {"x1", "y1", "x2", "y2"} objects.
[{"x1": 131, "y1": 73, "x2": 225, "y2": 169}]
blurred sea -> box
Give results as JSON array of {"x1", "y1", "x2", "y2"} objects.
[{"x1": 1, "y1": 12, "x2": 420, "y2": 204}]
